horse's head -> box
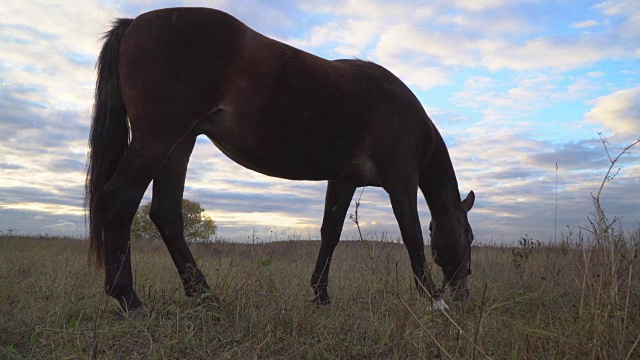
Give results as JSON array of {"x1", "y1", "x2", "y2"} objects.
[{"x1": 429, "y1": 191, "x2": 475, "y2": 301}]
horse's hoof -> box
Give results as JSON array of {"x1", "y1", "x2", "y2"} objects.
[
  {"x1": 128, "y1": 305, "x2": 149, "y2": 317},
  {"x1": 451, "y1": 285, "x2": 470, "y2": 302},
  {"x1": 198, "y1": 291, "x2": 221, "y2": 305},
  {"x1": 431, "y1": 297, "x2": 450, "y2": 312},
  {"x1": 311, "y1": 297, "x2": 331, "y2": 307},
  {"x1": 115, "y1": 305, "x2": 149, "y2": 319},
  {"x1": 452, "y1": 291, "x2": 470, "y2": 302}
]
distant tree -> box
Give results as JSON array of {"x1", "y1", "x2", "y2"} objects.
[{"x1": 131, "y1": 199, "x2": 217, "y2": 243}]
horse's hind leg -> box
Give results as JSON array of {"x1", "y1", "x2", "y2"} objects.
[
  {"x1": 102, "y1": 133, "x2": 186, "y2": 313},
  {"x1": 310, "y1": 179, "x2": 356, "y2": 305},
  {"x1": 149, "y1": 134, "x2": 211, "y2": 299}
]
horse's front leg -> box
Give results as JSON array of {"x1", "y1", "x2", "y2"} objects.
[{"x1": 385, "y1": 172, "x2": 448, "y2": 312}]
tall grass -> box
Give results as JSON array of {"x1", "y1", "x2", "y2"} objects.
[{"x1": 0, "y1": 229, "x2": 638, "y2": 359}]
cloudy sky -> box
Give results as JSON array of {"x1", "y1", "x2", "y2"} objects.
[{"x1": 1, "y1": 0, "x2": 638, "y2": 244}]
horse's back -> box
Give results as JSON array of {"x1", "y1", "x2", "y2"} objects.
[{"x1": 118, "y1": 7, "x2": 436, "y2": 183}]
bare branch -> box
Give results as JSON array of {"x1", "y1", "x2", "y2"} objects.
[{"x1": 590, "y1": 135, "x2": 639, "y2": 240}]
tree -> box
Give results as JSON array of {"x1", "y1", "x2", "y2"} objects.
[{"x1": 131, "y1": 199, "x2": 217, "y2": 243}]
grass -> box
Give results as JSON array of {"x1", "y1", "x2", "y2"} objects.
[{"x1": 0, "y1": 229, "x2": 638, "y2": 359}]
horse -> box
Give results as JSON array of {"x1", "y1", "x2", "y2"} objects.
[{"x1": 86, "y1": 7, "x2": 475, "y2": 315}]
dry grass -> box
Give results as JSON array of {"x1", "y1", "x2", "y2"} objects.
[{"x1": 1, "y1": 229, "x2": 638, "y2": 359}]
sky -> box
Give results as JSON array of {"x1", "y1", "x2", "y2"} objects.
[{"x1": 0, "y1": 0, "x2": 638, "y2": 244}]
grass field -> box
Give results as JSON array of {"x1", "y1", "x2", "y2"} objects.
[{"x1": 0, "y1": 229, "x2": 638, "y2": 359}]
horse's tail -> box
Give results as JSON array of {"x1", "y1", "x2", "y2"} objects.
[{"x1": 86, "y1": 19, "x2": 133, "y2": 269}]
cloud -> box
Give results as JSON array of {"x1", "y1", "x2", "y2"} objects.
[
  {"x1": 0, "y1": 1, "x2": 105, "y2": 224},
  {"x1": 478, "y1": 36, "x2": 625, "y2": 71},
  {"x1": 585, "y1": 87, "x2": 640, "y2": 136},
  {"x1": 287, "y1": 19, "x2": 379, "y2": 57},
  {"x1": 595, "y1": 0, "x2": 639, "y2": 19},
  {"x1": 571, "y1": 20, "x2": 600, "y2": 29},
  {"x1": 527, "y1": 141, "x2": 609, "y2": 171},
  {"x1": 454, "y1": 0, "x2": 535, "y2": 12},
  {"x1": 447, "y1": 128, "x2": 640, "y2": 242},
  {"x1": 293, "y1": 0, "x2": 637, "y2": 73},
  {"x1": 0, "y1": 1, "x2": 117, "y2": 108},
  {"x1": 300, "y1": 0, "x2": 427, "y2": 21},
  {"x1": 48, "y1": 159, "x2": 86, "y2": 173},
  {"x1": 0, "y1": 202, "x2": 85, "y2": 216},
  {"x1": 1, "y1": 1, "x2": 638, "y2": 245},
  {"x1": 453, "y1": 74, "x2": 553, "y2": 120},
  {"x1": 373, "y1": 23, "x2": 473, "y2": 64},
  {"x1": 0, "y1": 163, "x2": 22, "y2": 170},
  {"x1": 46, "y1": 220, "x2": 77, "y2": 231}
]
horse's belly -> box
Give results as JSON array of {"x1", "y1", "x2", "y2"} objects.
[
  {"x1": 207, "y1": 134, "x2": 344, "y2": 180},
  {"x1": 196, "y1": 113, "x2": 348, "y2": 180}
]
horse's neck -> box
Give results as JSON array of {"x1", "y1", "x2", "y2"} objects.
[{"x1": 423, "y1": 138, "x2": 463, "y2": 224}]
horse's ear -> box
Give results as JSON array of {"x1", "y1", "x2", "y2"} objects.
[{"x1": 462, "y1": 191, "x2": 475, "y2": 212}]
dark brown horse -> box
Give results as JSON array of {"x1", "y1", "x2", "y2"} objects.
[{"x1": 86, "y1": 7, "x2": 475, "y2": 314}]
